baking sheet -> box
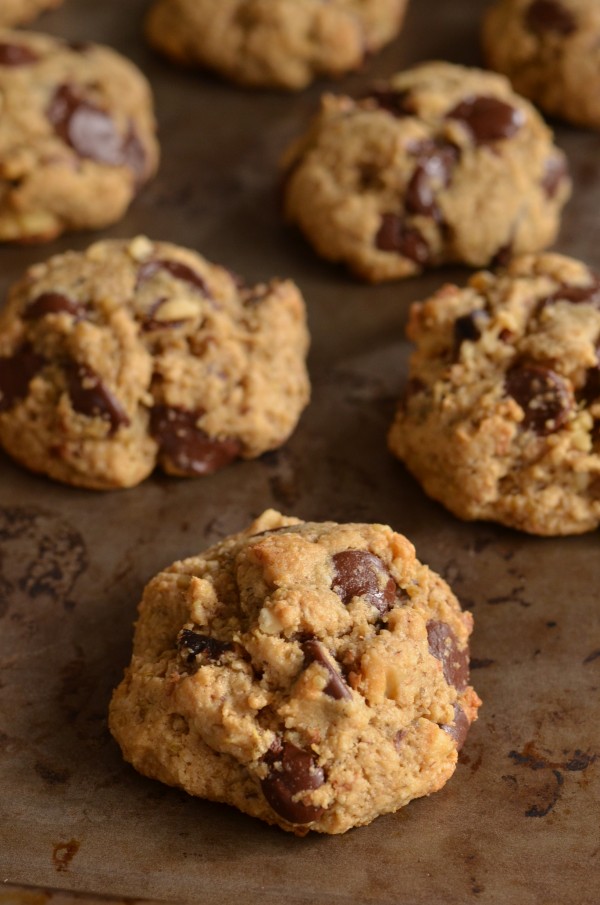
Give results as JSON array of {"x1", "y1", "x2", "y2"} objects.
[{"x1": 1, "y1": 0, "x2": 599, "y2": 902}]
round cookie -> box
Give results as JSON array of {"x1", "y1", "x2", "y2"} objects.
[
  {"x1": 0, "y1": 0, "x2": 62, "y2": 27},
  {"x1": 145, "y1": 0, "x2": 409, "y2": 91},
  {"x1": 0, "y1": 30, "x2": 159, "y2": 243},
  {"x1": 483, "y1": 0, "x2": 600, "y2": 130},
  {"x1": 388, "y1": 253, "x2": 600, "y2": 535},
  {"x1": 283, "y1": 61, "x2": 571, "y2": 282},
  {"x1": 0, "y1": 237, "x2": 310, "y2": 489},
  {"x1": 109, "y1": 509, "x2": 480, "y2": 836}
]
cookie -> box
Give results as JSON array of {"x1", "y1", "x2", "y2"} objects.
[
  {"x1": 283, "y1": 61, "x2": 570, "y2": 282},
  {"x1": 0, "y1": 30, "x2": 159, "y2": 243},
  {"x1": 109, "y1": 509, "x2": 480, "y2": 835},
  {"x1": 0, "y1": 0, "x2": 62, "y2": 27},
  {"x1": 0, "y1": 237, "x2": 310, "y2": 489},
  {"x1": 388, "y1": 253, "x2": 600, "y2": 535},
  {"x1": 145, "y1": 0, "x2": 409, "y2": 91},
  {"x1": 483, "y1": 0, "x2": 600, "y2": 130}
]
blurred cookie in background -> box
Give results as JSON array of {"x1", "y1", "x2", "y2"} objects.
[{"x1": 0, "y1": 29, "x2": 159, "y2": 242}]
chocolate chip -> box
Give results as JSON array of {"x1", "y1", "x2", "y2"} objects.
[
  {"x1": 65, "y1": 361, "x2": 129, "y2": 432},
  {"x1": 261, "y1": 740, "x2": 325, "y2": 825},
  {"x1": 0, "y1": 346, "x2": 45, "y2": 412},
  {"x1": 177, "y1": 628, "x2": 232, "y2": 664},
  {"x1": 454, "y1": 310, "x2": 488, "y2": 353},
  {"x1": 406, "y1": 140, "x2": 459, "y2": 219},
  {"x1": 302, "y1": 640, "x2": 351, "y2": 701},
  {"x1": 492, "y1": 243, "x2": 513, "y2": 269},
  {"x1": 427, "y1": 620, "x2": 469, "y2": 691},
  {"x1": 365, "y1": 87, "x2": 415, "y2": 117},
  {"x1": 137, "y1": 259, "x2": 211, "y2": 297},
  {"x1": 0, "y1": 43, "x2": 39, "y2": 66},
  {"x1": 579, "y1": 350, "x2": 600, "y2": 405},
  {"x1": 545, "y1": 283, "x2": 600, "y2": 307},
  {"x1": 122, "y1": 125, "x2": 147, "y2": 183},
  {"x1": 441, "y1": 703, "x2": 470, "y2": 751},
  {"x1": 48, "y1": 84, "x2": 142, "y2": 173},
  {"x1": 150, "y1": 405, "x2": 241, "y2": 476},
  {"x1": 447, "y1": 96, "x2": 525, "y2": 144},
  {"x1": 332, "y1": 550, "x2": 397, "y2": 616},
  {"x1": 24, "y1": 293, "x2": 85, "y2": 320},
  {"x1": 526, "y1": 0, "x2": 577, "y2": 35},
  {"x1": 375, "y1": 214, "x2": 430, "y2": 264},
  {"x1": 541, "y1": 155, "x2": 568, "y2": 199},
  {"x1": 505, "y1": 363, "x2": 572, "y2": 434}
]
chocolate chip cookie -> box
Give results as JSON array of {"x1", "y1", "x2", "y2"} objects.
[
  {"x1": 283, "y1": 61, "x2": 570, "y2": 282},
  {"x1": 484, "y1": 0, "x2": 600, "y2": 130},
  {"x1": 0, "y1": 30, "x2": 158, "y2": 243},
  {"x1": 0, "y1": 237, "x2": 310, "y2": 489},
  {"x1": 389, "y1": 253, "x2": 600, "y2": 535},
  {"x1": 145, "y1": 0, "x2": 409, "y2": 91},
  {"x1": 109, "y1": 509, "x2": 480, "y2": 835},
  {"x1": 0, "y1": 0, "x2": 62, "y2": 26}
]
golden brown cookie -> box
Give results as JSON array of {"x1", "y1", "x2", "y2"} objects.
[
  {"x1": 109, "y1": 510, "x2": 480, "y2": 835},
  {"x1": 0, "y1": 238, "x2": 310, "y2": 489},
  {"x1": 484, "y1": 0, "x2": 600, "y2": 130},
  {"x1": 0, "y1": 30, "x2": 158, "y2": 242},
  {"x1": 146, "y1": 0, "x2": 409, "y2": 90},
  {"x1": 283, "y1": 62, "x2": 570, "y2": 282},
  {"x1": 389, "y1": 253, "x2": 600, "y2": 535}
]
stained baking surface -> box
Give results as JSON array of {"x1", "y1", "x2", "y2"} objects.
[{"x1": 0, "y1": 1, "x2": 598, "y2": 903}]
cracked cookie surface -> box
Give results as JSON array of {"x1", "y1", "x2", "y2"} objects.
[
  {"x1": 0, "y1": 29, "x2": 158, "y2": 242},
  {"x1": 388, "y1": 253, "x2": 600, "y2": 535},
  {"x1": 145, "y1": 0, "x2": 409, "y2": 90},
  {"x1": 0, "y1": 237, "x2": 310, "y2": 489},
  {"x1": 109, "y1": 509, "x2": 480, "y2": 835},
  {"x1": 484, "y1": 0, "x2": 600, "y2": 130},
  {"x1": 283, "y1": 61, "x2": 570, "y2": 282},
  {"x1": 0, "y1": 0, "x2": 62, "y2": 26}
]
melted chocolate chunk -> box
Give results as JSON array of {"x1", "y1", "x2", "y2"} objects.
[
  {"x1": 48, "y1": 84, "x2": 142, "y2": 172},
  {"x1": 65, "y1": 362, "x2": 129, "y2": 432},
  {"x1": 454, "y1": 310, "x2": 488, "y2": 353},
  {"x1": 24, "y1": 292, "x2": 85, "y2": 320},
  {"x1": 427, "y1": 620, "x2": 469, "y2": 691},
  {"x1": 492, "y1": 242, "x2": 513, "y2": 269},
  {"x1": 261, "y1": 740, "x2": 325, "y2": 825},
  {"x1": 543, "y1": 282, "x2": 600, "y2": 308},
  {"x1": 366, "y1": 87, "x2": 415, "y2": 117},
  {"x1": 137, "y1": 259, "x2": 211, "y2": 296},
  {"x1": 177, "y1": 629, "x2": 232, "y2": 664},
  {"x1": 441, "y1": 703, "x2": 470, "y2": 751},
  {"x1": 0, "y1": 43, "x2": 39, "y2": 66},
  {"x1": 526, "y1": 0, "x2": 577, "y2": 35},
  {"x1": 579, "y1": 349, "x2": 600, "y2": 405},
  {"x1": 122, "y1": 124, "x2": 147, "y2": 182},
  {"x1": 447, "y1": 95, "x2": 524, "y2": 145},
  {"x1": 505, "y1": 363, "x2": 572, "y2": 434},
  {"x1": 375, "y1": 214, "x2": 430, "y2": 264},
  {"x1": 541, "y1": 155, "x2": 568, "y2": 199},
  {"x1": 0, "y1": 345, "x2": 45, "y2": 412},
  {"x1": 150, "y1": 406, "x2": 241, "y2": 476},
  {"x1": 302, "y1": 640, "x2": 351, "y2": 701},
  {"x1": 406, "y1": 141, "x2": 459, "y2": 219},
  {"x1": 332, "y1": 550, "x2": 397, "y2": 616}
]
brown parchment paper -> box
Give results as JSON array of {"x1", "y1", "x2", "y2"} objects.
[{"x1": 0, "y1": 1, "x2": 599, "y2": 903}]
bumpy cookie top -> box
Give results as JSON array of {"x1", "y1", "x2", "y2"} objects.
[
  {"x1": 389, "y1": 253, "x2": 600, "y2": 535},
  {"x1": 0, "y1": 30, "x2": 158, "y2": 241},
  {"x1": 0, "y1": 238, "x2": 310, "y2": 489},
  {"x1": 484, "y1": 0, "x2": 600, "y2": 129},
  {"x1": 109, "y1": 510, "x2": 480, "y2": 835},
  {"x1": 146, "y1": 0, "x2": 409, "y2": 90},
  {"x1": 283, "y1": 61, "x2": 570, "y2": 282},
  {"x1": 0, "y1": 0, "x2": 62, "y2": 27}
]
